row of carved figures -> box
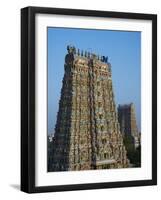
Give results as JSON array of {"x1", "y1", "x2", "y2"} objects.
[{"x1": 67, "y1": 45, "x2": 109, "y2": 63}]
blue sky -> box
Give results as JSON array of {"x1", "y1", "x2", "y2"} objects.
[{"x1": 48, "y1": 27, "x2": 141, "y2": 135}]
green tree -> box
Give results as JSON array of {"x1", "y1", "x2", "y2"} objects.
[{"x1": 123, "y1": 135, "x2": 141, "y2": 167}]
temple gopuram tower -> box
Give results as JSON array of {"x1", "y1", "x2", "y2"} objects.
[
  {"x1": 51, "y1": 46, "x2": 129, "y2": 171},
  {"x1": 118, "y1": 103, "x2": 140, "y2": 148}
]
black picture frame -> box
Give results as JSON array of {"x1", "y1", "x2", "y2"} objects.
[{"x1": 21, "y1": 6, "x2": 157, "y2": 193}]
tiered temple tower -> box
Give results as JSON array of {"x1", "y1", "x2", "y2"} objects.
[
  {"x1": 118, "y1": 103, "x2": 140, "y2": 148},
  {"x1": 51, "y1": 46, "x2": 129, "y2": 171}
]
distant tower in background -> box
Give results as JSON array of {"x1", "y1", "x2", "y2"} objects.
[
  {"x1": 51, "y1": 45, "x2": 129, "y2": 172},
  {"x1": 118, "y1": 103, "x2": 140, "y2": 148}
]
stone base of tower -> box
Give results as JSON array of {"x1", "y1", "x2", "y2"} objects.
[
  {"x1": 69, "y1": 163, "x2": 92, "y2": 171},
  {"x1": 71, "y1": 159, "x2": 129, "y2": 171},
  {"x1": 95, "y1": 159, "x2": 129, "y2": 170},
  {"x1": 51, "y1": 159, "x2": 129, "y2": 172}
]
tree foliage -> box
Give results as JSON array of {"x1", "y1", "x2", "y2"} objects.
[{"x1": 123, "y1": 135, "x2": 141, "y2": 167}]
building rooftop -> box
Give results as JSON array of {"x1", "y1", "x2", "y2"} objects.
[
  {"x1": 67, "y1": 45, "x2": 109, "y2": 64},
  {"x1": 118, "y1": 103, "x2": 134, "y2": 109}
]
